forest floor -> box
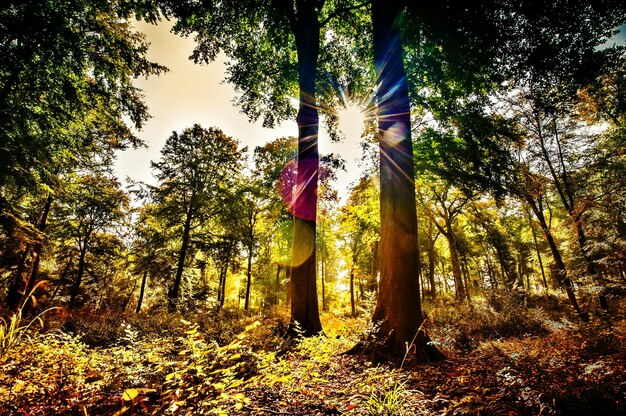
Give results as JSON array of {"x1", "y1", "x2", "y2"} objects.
[{"x1": 1, "y1": 292, "x2": 625, "y2": 415}]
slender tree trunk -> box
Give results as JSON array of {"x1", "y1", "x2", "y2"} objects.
[
  {"x1": 275, "y1": 264, "x2": 281, "y2": 305},
  {"x1": 122, "y1": 279, "x2": 138, "y2": 311},
  {"x1": 22, "y1": 195, "x2": 53, "y2": 313},
  {"x1": 288, "y1": 8, "x2": 322, "y2": 336},
  {"x1": 444, "y1": 229, "x2": 466, "y2": 301},
  {"x1": 169, "y1": 212, "x2": 192, "y2": 312},
  {"x1": 8, "y1": 195, "x2": 53, "y2": 311},
  {"x1": 526, "y1": 196, "x2": 586, "y2": 320},
  {"x1": 350, "y1": 267, "x2": 356, "y2": 317},
  {"x1": 528, "y1": 211, "x2": 549, "y2": 290},
  {"x1": 427, "y1": 228, "x2": 437, "y2": 298},
  {"x1": 541, "y1": 121, "x2": 607, "y2": 310},
  {"x1": 69, "y1": 246, "x2": 88, "y2": 309},
  {"x1": 461, "y1": 257, "x2": 472, "y2": 302},
  {"x1": 321, "y1": 251, "x2": 327, "y2": 312},
  {"x1": 244, "y1": 244, "x2": 253, "y2": 311},
  {"x1": 7, "y1": 247, "x2": 31, "y2": 311},
  {"x1": 482, "y1": 248, "x2": 497, "y2": 288},
  {"x1": 370, "y1": 0, "x2": 442, "y2": 362},
  {"x1": 136, "y1": 271, "x2": 148, "y2": 313}
]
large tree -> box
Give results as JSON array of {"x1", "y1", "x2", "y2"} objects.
[
  {"x1": 150, "y1": 125, "x2": 243, "y2": 312},
  {"x1": 52, "y1": 174, "x2": 130, "y2": 309},
  {"x1": 170, "y1": 0, "x2": 371, "y2": 335},
  {"x1": 368, "y1": 0, "x2": 443, "y2": 361}
]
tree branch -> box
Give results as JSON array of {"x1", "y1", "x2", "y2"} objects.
[{"x1": 319, "y1": 0, "x2": 372, "y2": 27}]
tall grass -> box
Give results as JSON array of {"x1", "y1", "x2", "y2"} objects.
[{"x1": 0, "y1": 281, "x2": 57, "y2": 355}]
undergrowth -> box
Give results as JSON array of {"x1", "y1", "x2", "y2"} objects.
[{"x1": 1, "y1": 293, "x2": 625, "y2": 415}]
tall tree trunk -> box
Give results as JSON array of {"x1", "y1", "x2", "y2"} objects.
[
  {"x1": 275, "y1": 264, "x2": 281, "y2": 305},
  {"x1": 321, "y1": 250, "x2": 327, "y2": 312},
  {"x1": 541, "y1": 121, "x2": 606, "y2": 310},
  {"x1": 427, "y1": 228, "x2": 437, "y2": 298},
  {"x1": 288, "y1": 8, "x2": 322, "y2": 336},
  {"x1": 528, "y1": 211, "x2": 549, "y2": 290},
  {"x1": 526, "y1": 196, "x2": 586, "y2": 320},
  {"x1": 136, "y1": 271, "x2": 148, "y2": 313},
  {"x1": 350, "y1": 267, "x2": 356, "y2": 317},
  {"x1": 443, "y1": 225, "x2": 466, "y2": 301},
  {"x1": 244, "y1": 243, "x2": 253, "y2": 311},
  {"x1": 22, "y1": 195, "x2": 53, "y2": 313},
  {"x1": 69, "y1": 245, "x2": 88, "y2": 309},
  {"x1": 169, "y1": 212, "x2": 192, "y2": 312},
  {"x1": 370, "y1": 0, "x2": 442, "y2": 362},
  {"x1": 7, "y1": 247, "x2": 31, "y2": 311},
  {"x1": 8, "y1": 195, "x2": 53, "y2": 311}
]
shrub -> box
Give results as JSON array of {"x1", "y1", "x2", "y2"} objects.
[{"x1": 430, "y1": 292, "x2": 548, "y2": 352}]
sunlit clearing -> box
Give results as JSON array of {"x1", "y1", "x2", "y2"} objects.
[{"x1": 337, "y1": 104, "x2": 366, "y2": 142}]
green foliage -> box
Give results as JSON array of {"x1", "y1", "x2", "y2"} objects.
[
  {"x1": 0, "y1": 0, "x2": 166, "y2": 201},
  {"x1": 154, "y1": 319, "x2": 262, "y2": 414}
]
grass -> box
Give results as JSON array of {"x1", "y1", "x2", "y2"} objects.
[{"x1": 0, "y1": 292, "x2": 625, "y2": 415}]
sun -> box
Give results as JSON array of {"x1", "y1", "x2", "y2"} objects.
[{"x1": 337, "y1": 104, "x2": 366, "y2": 142}]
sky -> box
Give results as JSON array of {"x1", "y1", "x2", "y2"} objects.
[
  {"x1": 114, "y1": 21, "x2": 625, "y2": 197},
  {"x1": 113, "y1": 20, "x2": 367, "y2": 197}
]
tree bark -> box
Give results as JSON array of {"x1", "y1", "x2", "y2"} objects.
[
  {"x1": 427, "y1": 226, "x2": 438, "y2": 298},
  {"x1": 136, "y1": 270, "x2": 148, "y2": 313},
  {"x1": 8, "y1": 195, "x2": 53, "y2": 311},
  {"x1": 169, "y1": 211, "x2": 192, "y2": 312},
  {"x1": 528, "y1": 210, "x2": 549, "y2": 290},
  {"x1": 7, "y1": 247, "x2": 31, "y2": 311},
  {"x1": 244, "y1": 243, "x2": 253, "y2": 310},
  {"x1": 350, "y1": 267, "x2": 356, "y2": 317},
  {"x1": 69, "y1": 245, "x2": 88, "y2": 309},
  {"x1": 370, "y1": 0, "x2": 443, "y2": 362},
  {"x1": 288, "y1": 5, "x2": 322, "y2": 336},
  {"x1": 525, "y1": 195, "x2": 586, "y2": 320},
  {"x1": 444, "y1": 226, "x2": 466, "y2": 301}
]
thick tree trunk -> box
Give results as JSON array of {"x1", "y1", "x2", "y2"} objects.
[
  {"x1": 169, "y1": 212, "x2": 192, "y2": 312},
  {"x1": 526, "y1": 196, "x2": 586, "y2": 320},
  {"x1": 370, "y1": 0, "x2": 443, "y2": 362},
  {"x1": 288, "y1": 8, "x2": 322, "y2": 336},
  {"x1": 136, "y1": 271, "x2": 148, "y2": 313}
]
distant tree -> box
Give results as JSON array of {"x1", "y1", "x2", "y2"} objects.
[
  {"x1": 131, "y1": 203, "x2": 173, "y2": 313},
  {"x1": 170, "y1": 0, "x2": 373, "y2": 336},
  {"x1": 418, "y1": 179, "x2": 473, "y2": 301},
  {"x1": 339, "y1": 176, "x2": 380, "y2": 316},
  {"x1": 151, "y1": 125, "x2": 243, "y2": 312},
  {"x1": 52, "y1": 174, "x2": 129, "y2": 309}
]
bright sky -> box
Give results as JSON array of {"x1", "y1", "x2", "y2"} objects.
[{"x1": 113, "y1": 20, "x2": 367, "y2": 198}]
